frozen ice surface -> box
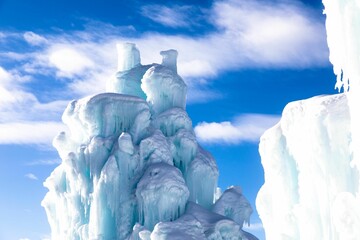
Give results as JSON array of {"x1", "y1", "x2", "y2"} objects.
[
  {"x1": 141, "y1": 64, "x2": 187, "y2": 115},
  {"x1": 43, "y1": 43, "x2": 257, "y2": 240},
  {"x1": 160, "y1": 49, "x2": 178, "y2": 73},
  {"x1": 256, "y1": 94, "x2": 360, "y2": 239},
  {"x1": 117, "y1": 43, "x2": 141, "y2": 72},
  {"x1": 186, "y1": 147, "x2": 219, "y2": 209},
  {"x1": 257, "y1": 1, "x2": 360, "y2": 239},
  {"x1": 136, "y1": 163, "x2": 189, "y2": 230},
  {"x1": 212, "y1": 186, "x2": 253, "y2": 228},
  {"x1": 152, "y1": 107, "x2": 193, "y2": 137}
]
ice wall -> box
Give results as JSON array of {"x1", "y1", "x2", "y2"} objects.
[
  {"x1": 323, "y1": 0, "x2": 360, "y2": 187},
  {"x1": 257, "y1": 1, "x2": 360, "y2": 239},
  {"x1": 43, "y1": 43, "x2": 257, "y2": 240}
]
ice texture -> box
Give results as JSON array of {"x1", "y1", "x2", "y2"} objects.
[
  {"x1": 117, "y1": 43, "x2": 141, "y2": 72},
  {"x1": 136, "y1": 163, "x2": 189, "y2": 230},
  {"x1": 213, "y1": 186, "x2": 253, "y2": 228},
  {"x1": 141, "y1": 62, "x2": 187, "y2": 115},
  {"x1": 257, "y1": 1, "x2": 360, "y2": 239},
  {"x1": 43, "y1": 43, "x2": 257, "y2": 240}
]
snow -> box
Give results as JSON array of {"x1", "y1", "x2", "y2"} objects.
[
  {"x1": 257, "y1": 1, "x2": 360, "y2": 239},
  {"x1": 43, "y1": 43, "x2": 258, "y2": 240}
]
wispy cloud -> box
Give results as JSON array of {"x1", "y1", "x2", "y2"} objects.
[
  {"x1": 23, "y1": 31, "x2": 48, "y2": 46},
  {"x1": 194, "y1": 114, "x2": 280, "y2": 144},
  {"x1": 0, "y1": 122, "x2": 66, "y2": 145},
  {"x1": 26, "y1": 159, "x2": 61, "y2": 166},
  {"x1": 24, "y1": 173, "x2": 38, "y2": 180},
  {"x1": 141, "y1": 5, "x2": 202, "y2": 28}
]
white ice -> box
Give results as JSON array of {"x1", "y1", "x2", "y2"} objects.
[{"x1": 257, "y1": 1, "x2": 360, "y2": 239}]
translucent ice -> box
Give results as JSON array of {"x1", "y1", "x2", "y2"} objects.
[
  {"x1": 186, "y1": 147, "x2": 219, "y2": 209},
  {"x1": 136, "y1": 163, "x2": 189, "y2": 230},
  {"x1": 141, "y1": 53, "x2": 187, "y2": 115},
  {"x1": 43, "y1": 43, "x2": 256, "y2": 240},
  {"x1": 117, "y1": 43, "x2": 141, "y2": 72},
  {"x1": 212, "y1": 186, "x2": 253, "y2": 228}
]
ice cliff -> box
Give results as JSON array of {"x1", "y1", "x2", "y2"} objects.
[
  {"x1": 256, "y1": 1, "x2": 360, "y2": 239},
  {"x1": 42, "y1": 43, "x2": 257, "y2": 240}
]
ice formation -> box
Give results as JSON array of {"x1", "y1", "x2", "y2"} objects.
[
  {"x1": 256, "y1": 1, "x2": 360, "y2": 239},
  {"x1": 43, "y1": 43, "x2": 257, "y2": 240}
]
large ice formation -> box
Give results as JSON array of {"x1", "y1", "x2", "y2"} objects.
[
  {"x1": 256, "y1": 1, "x2": 360, "y2": 239},
  {"x1": 42, "y1": 43, "x2": 257, "y2": 240}
]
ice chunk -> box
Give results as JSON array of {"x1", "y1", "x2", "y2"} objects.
[
  {"x1": 186, "y1": 202, "x2": 257, "y2": 240},
  {"x1": 150, "y1": 214, "x2": 206, "y2": 240},
  {"x1": 172, "y1": 129, "x2": 198, "y2": 173},
  {"x1": 139, "y1": 130, "x2": 173, "y2": 166},
  {"x1": 141, "y1": 62, "x2": 187, "y2": 115},
  {"x1": 63, "y1": 93, "x2": 150, "y2": 142},
  {"x1": 186, "y1": 147, "x2": 219, "y2": 209},
  {"x1": 107, "y1": 65, "x2": 152, "y2": 99},
  {"x1": 256, "y1": 94, "x2": 356, "y2": 239},
  {"x1": 136, "y1": 163, "x2": 189, "y2": 230},
  {"x1": 152, "y1": 107, "x2": 193, "y2": 137},
  {"x1": 134, "y1": 202, "x2": 258, "y2": 240},
  {"x1": 160, "y1": 49, "x2": 178, "y2": 73},
  {"x1": 212, "y1": 186, "x2": 253, "y2": 228}
]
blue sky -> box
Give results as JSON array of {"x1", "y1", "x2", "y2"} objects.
[{"x1": 0, "y1": 0, "x2": 337, "y2": 239}]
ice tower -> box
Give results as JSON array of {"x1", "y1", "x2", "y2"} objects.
[
  {"x1": 256, "y1": 1, "x2": 360, "y2": 239},
  {"x1": 42, "y1": 43, "x2": 258, "y2": 240}
]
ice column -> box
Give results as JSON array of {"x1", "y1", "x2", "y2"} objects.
[
  {"x1": 323, "y1": 0, "x2": 360, "y2": 178},
  {"x1": 160, "y1": 49, "x2": 178, "y2": 73},
  {"x1": 117, "y1": 43, "x2": 141, "y2": 71}
]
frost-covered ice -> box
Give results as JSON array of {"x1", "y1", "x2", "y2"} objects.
[
  {"x1": 43, "y1": 43, "x2": 257, "y2": 240},
  {"x1": 257, "y1": 1, "x2": 360, "y2": 239}
]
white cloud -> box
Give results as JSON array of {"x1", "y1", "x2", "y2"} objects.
[
  {"x1": 48, "y1": 47, "x2": 94, "y2": 77},
  {"x1": 24, "y1": 31, "x2": 47, "y2": 46},
  {"x1": 141, "y1": 5, "x2": 200, "y2": 28},
  {"x1": 24, "y1": 173, "x2": 38, "y2": 180},
  {"x1": 26, "y1": 159, "x2": 61, "y2": 166},
  {"x1": 0, "y1": 121, "x2": 66, "y2": 145},
  {"x1": 210, "y1": 0, "x2": 328, "y2": 67},
  {"x1": 194, "y1": 114, "x2": 280, "y2": 144}
]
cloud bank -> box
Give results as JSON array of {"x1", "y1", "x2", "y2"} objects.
[{"x1": 194, "y1": 114, "x2": 280, "y2": 144}]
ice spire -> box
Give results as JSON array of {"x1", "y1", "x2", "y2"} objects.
[
  {"x1": 117, "y1": 42, "x2": 141, "y2": 71},
  {"x1": 160, "y1": 49, "x2": 178, "y2": 73}
]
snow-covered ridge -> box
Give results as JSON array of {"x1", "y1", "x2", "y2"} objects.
[{"x1": 42, "y1": 43, "x2": 257, "y2": 240}]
